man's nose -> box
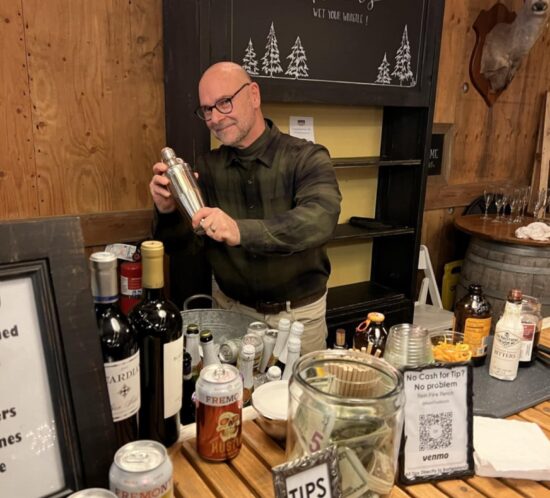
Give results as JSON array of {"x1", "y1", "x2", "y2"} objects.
[{"x1": 209, "y1": 107, "x2": 226, "y2": 125}]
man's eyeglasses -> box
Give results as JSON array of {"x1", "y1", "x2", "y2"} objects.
[{"x1": 194, "y1": 83, "x2": 251, "y2": 121}]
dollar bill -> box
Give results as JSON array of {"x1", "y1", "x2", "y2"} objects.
[
  {"x1": 293, "y1": 391, "x2": 336, "y2": 454},
  {"x1": 364, "y1": 449, "x2": 395, "y2": 495},
  {"x1": 338, "y1": 446, "x2": 370, "y2": 498}
]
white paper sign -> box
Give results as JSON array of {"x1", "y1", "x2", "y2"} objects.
[
  {"x1": 289, "y1": 116, "x2": 315, "y2": 143},
  {"x1": 0, "y1": 277, "x2": 65, "y2": 497},
  {"x1": 402, "y1": 366, "x2": 470, "y2": 480},
  {"x1": 285, "y1": 463, "x2": 331, "y2": 498}
]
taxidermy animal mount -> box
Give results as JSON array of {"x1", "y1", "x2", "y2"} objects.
[{"x1": 470, "y1": 0, "x2": 549, "y2": 106}]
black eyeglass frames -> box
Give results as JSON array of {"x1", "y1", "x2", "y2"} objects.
[{"x1": 194, "y1": 82, "x2": 251, "y2": 121}]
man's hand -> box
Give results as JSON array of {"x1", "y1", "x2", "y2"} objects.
[
  {"x1": 149, "y1": 162, "x2": 177, "y2": 214},
  {"x1": 192, "y1": 207, "x2": 241, "y2": 246}
]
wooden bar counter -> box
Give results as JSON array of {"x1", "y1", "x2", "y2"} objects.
[
  {"x1": 168, "y1": 305, "x2": 550, "y2": 498},
  {"x1": 169, "y1": 403, "x2": 550, "y2": 498}
]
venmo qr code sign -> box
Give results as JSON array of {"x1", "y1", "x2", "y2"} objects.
[{"x1": 398, "y1": 364, "x2": 475, "y2": 484}]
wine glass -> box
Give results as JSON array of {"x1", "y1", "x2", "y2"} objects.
[
  {"x1": 481, "y1": 189, "x2": 494, "y2": 220},
  {"x1": 509, "y1": 189, "x2": 521, "y2": 224},
  {"x1": 492, "y1": 192, "x2": 504, "y2": 223},
  {"x1": 501, "y1": 190, "x2": 511, "y2": 222},
  {"x1": 519, "y1": 186, "x2": 531, "y2": 222},
  {"x1": 534, "y1": 188, "x2": 547, "y2": 221}
]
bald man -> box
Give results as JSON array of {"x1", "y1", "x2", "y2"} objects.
[{"x1": 150, "y1": 61, "x2": 341, "y2": 355}]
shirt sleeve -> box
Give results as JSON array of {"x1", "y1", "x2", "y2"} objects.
[
  {"x1": 237, "y1": 144, "x2": 342, "y2": 254},
  {"x1": 152, "y1": 207, "x2": 204, "y2": 256}
]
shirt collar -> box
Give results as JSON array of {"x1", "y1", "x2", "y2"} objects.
[{"x1": 225, "y1": 119, "x2": 279, "y2": 168}]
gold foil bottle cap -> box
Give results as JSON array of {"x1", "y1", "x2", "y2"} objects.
[{"x1": 141, "y1": 241, "x2": 164, "y2": 289}]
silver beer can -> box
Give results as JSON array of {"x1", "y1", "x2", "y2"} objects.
[
  {"x1": 69, "y1": 490, "x2": 117, "y2": 498},
  {"x1": 109, "y1": 440, "x2": 173, "y2": 498}
]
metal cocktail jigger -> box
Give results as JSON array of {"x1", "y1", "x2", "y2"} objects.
[{"x1": 161, "y1": 147, "x2": 205, "y2": 232}]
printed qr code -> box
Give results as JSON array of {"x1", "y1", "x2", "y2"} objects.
[{"x1": 419, "y1": 411, "x2": 453, "y2": 451}]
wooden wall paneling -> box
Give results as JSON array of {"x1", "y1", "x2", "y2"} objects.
[
  {"x1": 24, "y1": 0, "x2": 163, "y2": 216},
  {"x1": 0, "y1": 0, "x2": 39, "y2": 219},
  {"x1": 432, "y1": 0, "x2": 468, "y2": 125}
]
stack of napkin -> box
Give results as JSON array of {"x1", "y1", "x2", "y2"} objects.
[
  {"x1": 515, "y1": 222, "x2": 550, "y2": 241},
  {"x1": 474, "y1": 416, "x2": 550, "y2": 480}
]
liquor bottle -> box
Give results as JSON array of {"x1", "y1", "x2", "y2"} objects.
[
  {"x1": 266, "y1": 365, "x2": 282, "y2": 382},
  {"x1": 453, "y1": 284, "x2": 492, "y2": 366},
  {"x1": 356, "y1": 312, "x2": 387, "y2": 356},
  {"x1": 278, "y1": 321, "x2": 304, "y2": 364},
  {"x1": 129, "y1": 241, "x2": 183, "y2": 446},
  {"x1": 259, "y1": 329, "x2": 277, "y2": 373},
  {"x1": 333, "y1": 328, "x2": 347, "y2": 349},
  {"x1": 239, "y1": 344, "x2": 255, "y2": 405},
  {"x1": 185, "y1": 324, "x2": 202, "y2": 377},
  {"x1": 200, "y1": 330, "x2": 220, "y2": 367},
  {"x1": 489, "y1": 289, "x2": 523, "y2": 381},
  {"x1": 269, "y1": 318, "x2": 291, "y2": 367},
  {"x1": 90, "y1": 252, "x2": 140, "y2": 448},
  {"x1": 519, "y1": 295, "x2": 542, "y2": 367},
  {"x1": 181, "y1": 350, "x2": 195, "y2": 424},
  {"x1": 282, "y1": 337, "x2": 301, "y2": 381}
]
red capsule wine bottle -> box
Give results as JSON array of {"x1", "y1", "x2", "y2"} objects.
[
  {"x1": 89, "y1": 252, "x2": 140, "y2": 448},
  {"x1": 129, "y1": 241, "x2": 183, "y2": 447}
]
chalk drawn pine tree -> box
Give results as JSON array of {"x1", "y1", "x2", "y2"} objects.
[
  {"x1": 392, "y1": 25, "x2": 414, "y2": 86},
  {"x1": 286, "y1": 36, "x2": 309, "y2": 79},
  {"x1": 261, "y1": 22, "x2": 284, "y2": 77},
  {"x1": 375, "y1": 52, "x2": 391, "y2": 84},
  {"x1": 242, "y1": 38, "x2": 259, "y2": 75}
]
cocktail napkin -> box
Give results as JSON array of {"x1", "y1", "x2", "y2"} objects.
[{"x1": 473, "y1": 416, "x2": 550, "y2": 480}]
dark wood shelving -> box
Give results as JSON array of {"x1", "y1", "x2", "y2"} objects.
[
  {"x1": 327, "y1": 281, "x2": 405, "y2": 313},
  {"x1": 332, "y1": 223, "x2": 414, "y2": 241},
  {"x1": 332, "y1": 156, "x2": 422, "y2": 169}
]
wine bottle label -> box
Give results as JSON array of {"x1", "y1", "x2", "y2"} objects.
[
  {"x1": 519, "y1": 322, "x2": 536, "y2": 361},
  {"x1": 104, "y1": 350, "x2": 140, "y2": 422},
  {"x1": 164, "y1": 335, "x2": 184, "y2": 418},
  {"x1": 463, "y1": 317, "x2": 491, "y2": 357}
]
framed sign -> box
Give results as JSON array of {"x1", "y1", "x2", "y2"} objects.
[
  {"x1": 272, "y1": 445, "x2": 341, "y2": 498},
  {"x1": 398, "y1": 363, "x2": 475, "y2": 484},
  {"x1": 0, "y1": 217, "x2": 116, "y2": 497}
]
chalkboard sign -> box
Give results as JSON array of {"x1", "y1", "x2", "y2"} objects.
[
  {"x1": 232, "y1": 0, "x2": 425, "y2": 88},
  {"x1": 202, "y1": 0, "x2": 442, "y2": 106},
  {"x1": 428, "y1": 133, "x2": 444, "y2": 176}
]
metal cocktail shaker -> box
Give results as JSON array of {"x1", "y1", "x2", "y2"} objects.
[{"x1": 160, "y1": 147, "x2": 205, "y2": 226}]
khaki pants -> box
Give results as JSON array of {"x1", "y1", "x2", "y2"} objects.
[{"x1": 212, "y1": 288, "x2": 328, "y2": 355}]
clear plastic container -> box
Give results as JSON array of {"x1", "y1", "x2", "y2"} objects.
[
  {"x1": 287, "y1": 350, "x2": 404, "y2": 496},
  {"x1": 383, "y1": 323, "x2": 434, "y2": 370}
]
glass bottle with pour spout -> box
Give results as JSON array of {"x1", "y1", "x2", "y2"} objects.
[{"x1": 160, "y1": 147, "x2": 205, "y2": 229}]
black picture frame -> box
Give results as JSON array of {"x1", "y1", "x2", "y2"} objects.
[
  {"x1": 0, "y1": 216, "x2": 116, "y2": 495},
  {"x1": 398, "y1": 362, "x2": 475, "y2": 485}
]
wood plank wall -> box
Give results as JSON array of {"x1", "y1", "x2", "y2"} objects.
[
  {"x1": 0, "y1": 0, "x2": 164, "y2": 249},
  {"x1": 1, "y1": 0, "x2": 548, "y2": 284},
  {"x1": 424, "y1": 0, "x2": 550, "y2": 284}
]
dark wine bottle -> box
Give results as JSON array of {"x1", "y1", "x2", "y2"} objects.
[
  {"x1": 89, "y1": 252, "x2": 140, "y2": 448},
  {"x1": 181, "y1": 350, "x2": 195, "y2": 425},
  {"x1": 129, "y1": 241, "x2": 183, "y2": 447}
]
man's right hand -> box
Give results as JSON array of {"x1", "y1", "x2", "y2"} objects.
[{"x1": 150, "y1": 162, "x2": 177, "y2": 214}]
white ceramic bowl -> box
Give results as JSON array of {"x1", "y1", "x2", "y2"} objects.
[{"x1": 252, "y1": 380, "x2": 288, "y2": 440}]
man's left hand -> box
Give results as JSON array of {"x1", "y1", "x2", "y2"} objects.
[{"x1": 192, "y1": 207, "x2": 241, "y2": 246}]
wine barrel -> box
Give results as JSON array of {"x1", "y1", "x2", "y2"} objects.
[{"x1": 457, "y1": 237, "x2": 550, "y2": 319}]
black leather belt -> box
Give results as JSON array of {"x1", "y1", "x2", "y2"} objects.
[{"x1": 241, "y1": 288, "x2": 326, "y2": 315}]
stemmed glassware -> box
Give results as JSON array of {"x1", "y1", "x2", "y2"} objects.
[
  {"x1": 481, "y1": 190, "x2": 494, "y2": 220},
  {"x1": 509, "y1": 189, "x2": 522, "y2": 224},
  {"x1": 519, "y1": 186, "x2": 530, "y2": 222},
  {"x1": 492, "y1": 191, "x2": 505, "y2": 223},
  {"x1": 533, "y1": 188, "x2": 548, "y2": 221}
]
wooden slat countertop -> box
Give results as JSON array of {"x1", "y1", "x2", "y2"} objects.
[
  {"x1": 168, "y1": 401, "x2": 550, "y2": 498},
  {"x1": 455, "y1": 214, "x2": 550, "y2": 247}
]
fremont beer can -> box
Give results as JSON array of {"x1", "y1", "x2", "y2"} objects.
[
  {"x1": 109, "y1": 440, "x2": 173, "y2": 498},
  {"x1": 196, "y1": 364, "x2": 243, "y2": 461}
]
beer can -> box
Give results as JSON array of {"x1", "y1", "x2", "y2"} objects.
[
  {"x1": 196, "y1": 364, "x2": 243, "y2": 461},
  {"x1": 109, "y1": 440, "x2": 173, "y2": 498},
  {"x1": 240, "y1": 333, "x2": 264, "y2": 373},
  {"x1": 69, "y1": 490, "x2": 117, "y2": 498}
]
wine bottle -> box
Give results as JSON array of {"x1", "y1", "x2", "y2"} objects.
[
  {"x1": 181, "y1": 350, "x2": 195, "y2": 425},
  {"x1": 89, "y1": 252, "x2": 140, "y2": 448},
  {"x1": 129, "y1": 241, "x2": 183, "y2": 446}
]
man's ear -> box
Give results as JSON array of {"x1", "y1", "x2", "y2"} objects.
[{"x1": 250, "y1": 82, "x2": 261, "y2": 108}]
